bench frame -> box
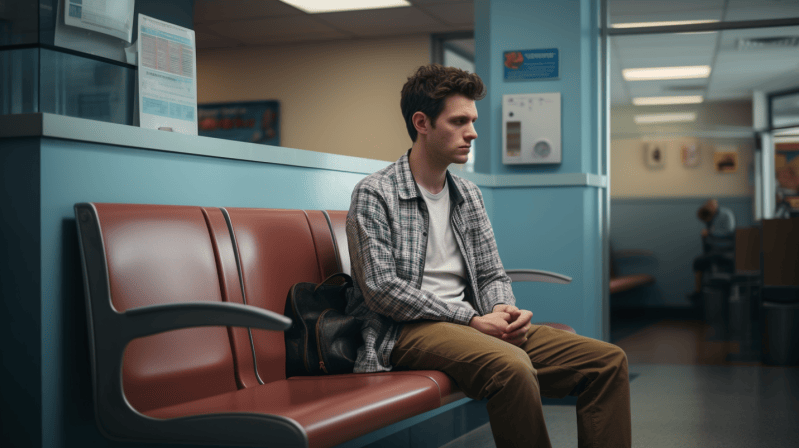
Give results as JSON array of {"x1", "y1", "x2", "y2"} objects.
[{"x1": 76, "y1": 202, "x2": 574, "y2": 448}]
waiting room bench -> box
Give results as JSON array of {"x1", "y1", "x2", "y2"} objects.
[
  {"x1": 75, "y1": 202, "x2": 574, "y2": 448},
  {"x1": 609, "y1": 247, "x2": 656, "y2": 295}
]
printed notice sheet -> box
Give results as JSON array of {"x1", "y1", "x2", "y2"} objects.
[
  {"x1": 64, "y1": 0, "x2": 135, "y2": 43},
  {"x1": 137, "y1": 14, "x2": 198, "y2": 135}
]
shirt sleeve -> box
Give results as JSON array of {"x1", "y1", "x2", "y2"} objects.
[
  {"x1": 467, "y1": 185, "x2": 516, "y2": 312},
  {"x1": 347, "y1": 182, "x2": 477, "y2": 326},
  {"x1": 710, "y1": 207, "x2": 736, "y2": 238}
]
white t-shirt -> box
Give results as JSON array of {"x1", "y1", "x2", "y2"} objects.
[{"x1": 417, "y1": 179, "x2": 474, "y2": 312}]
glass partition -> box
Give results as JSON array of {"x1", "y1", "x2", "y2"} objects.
[
  {"x1": 1, "y1": 0, "x2": 190, "y2": 126},
  {"x1": 771, "y1": 90, "x2": 799, "y2": 130},
  {"x1": 39, "y1": 48, "x2": 135, "y2": 124},
  {"x1": 0, "y1": 48, "x2": 38, "y2": 115}
]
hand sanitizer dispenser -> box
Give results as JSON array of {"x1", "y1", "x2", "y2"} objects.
[{"x1": 502, "y1": 92, "x2": 562, "y2": 165}]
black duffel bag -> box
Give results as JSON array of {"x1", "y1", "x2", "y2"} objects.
[{"x1": 284, "y1": 273, "x2": 363, "y2": 376}]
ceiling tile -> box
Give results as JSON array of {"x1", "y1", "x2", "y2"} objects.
[
  {"x1": 207, "y1": 14, "x2": 352, "y2": 41},
  {"x1": 194, "y1": 0, "x2": 303, "y2": 24},
  {"x1": 613, "y1": 33, "x2": 717, "y2": 68},
  {"x1": 725, "y1": 0, "x2": 799, "y2": 22},
  {"x1": 610, "y1": 0, "x2": 725, "y2": 25},
  {"x1": 716, "y1": 26, "x2": 799, "y2": 51},
  {"x1": 710, "y1": 51, "x2": 799, "y2": 93},
  {"x1": 418, "y1": 2, "x2": 474, "y2": 26},
  {"x1": 314, "y1": 6, "x2": 450, "y2": 37}
]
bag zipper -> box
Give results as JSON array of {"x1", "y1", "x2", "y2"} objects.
[{"x1": 316, "y1": 309, "x2": 333, "y2": 374}]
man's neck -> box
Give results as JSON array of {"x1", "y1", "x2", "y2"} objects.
[{"x1": 409, "y1": 141, "x2": 448, "y2": 194}]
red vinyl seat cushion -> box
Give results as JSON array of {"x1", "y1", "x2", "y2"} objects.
[{"x1": 144, "y1": 372, "x2": 443, "y2": 448}]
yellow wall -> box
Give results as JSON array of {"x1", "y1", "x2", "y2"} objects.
[
  {"x1": 196, "y1": 35, "x2": 430, "y2": 162},
  {"x1": 611, "y1": 137, "x2": 754, "y2": 198},
  {"x1": 610, "y1": 100, "x2": 755, "y2": 198}
]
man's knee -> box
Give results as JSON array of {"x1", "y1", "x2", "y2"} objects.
[
  {"x1": 478, "y1": 348, "x2": 537, "y2": 397},
  {"x1": 603, "y1": 343, "x2": 629, "y2": 375}
]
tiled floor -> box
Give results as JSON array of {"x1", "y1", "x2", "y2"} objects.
[{"x1": 443, "y1": 316, "x2": 799, "y2": 448}]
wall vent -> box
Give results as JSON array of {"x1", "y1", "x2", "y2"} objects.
[{"x1": 737, "y1": 36, "x2": 799, "y2": 50}]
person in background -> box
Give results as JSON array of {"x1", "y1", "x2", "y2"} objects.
[
  {"x1": 345, "y1": 64, "x2": 631, "y2": 448},
  {"x1": 692, "y1": 199, "x2": 736, "y2": 296}
]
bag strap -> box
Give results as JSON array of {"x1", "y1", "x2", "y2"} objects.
[{"x1": 314, "y1": 273, "x2": 353, "y2": 292}]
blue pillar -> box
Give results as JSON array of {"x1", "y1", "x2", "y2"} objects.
[{"x1": 473, "y1": 0, "x2": 607, "y2": 338}]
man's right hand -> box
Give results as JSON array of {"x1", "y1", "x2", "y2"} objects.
[{"x1": 469, "y1": 312, "x2": 512, "y2": 338}]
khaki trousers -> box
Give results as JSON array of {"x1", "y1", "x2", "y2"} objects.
[{"x1": 390, "y1": 322, "x2": 631, "y2": 448}]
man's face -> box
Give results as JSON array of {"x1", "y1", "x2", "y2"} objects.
[{"x1": 424, "y1": 94, "x2": 478, "y2": 166}]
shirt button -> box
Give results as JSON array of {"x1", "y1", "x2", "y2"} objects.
[{"x1": 423, "y1": 232, "x2": 428, "y2": 236}]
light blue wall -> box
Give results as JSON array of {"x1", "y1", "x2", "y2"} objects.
[
  {"x1": 610, "y1": 197, "x2": 755, "y2": 308},
  {"x1": 474, "y1": 0, "x2": 605, "y2": 337},
  {"x1": 492, "y1": 187, "x2": 603, "y2": 332},
  {"x1": 474, "y1": 0, "x2": 600, "y2": 176}
]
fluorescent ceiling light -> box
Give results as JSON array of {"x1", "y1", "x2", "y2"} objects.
[
  {"x1": 279, "y1": 0, "x2": 411, "y2": 14},
  {"x1": 623, "y1": 66, "x2": 711, "y2": 81},
  {"x1": 634, "y1": 112, "x2": 697, "y2": 124},
  {"x1": 633, "y1": 95, "x2": 704, "y2": 106},
  {"x1": 611, "y1": 20, "x2": 719, "y2": 28}
]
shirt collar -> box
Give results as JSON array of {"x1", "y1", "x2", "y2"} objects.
[{"x1": 395, "y1": 149, "x2": 464, "y2": 205}]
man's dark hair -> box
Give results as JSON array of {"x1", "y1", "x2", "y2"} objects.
[
  {"x1": 697, "y1": 206, "x2": 713, "y2": 222},
  {"x1": 400, "y1": 64, "x2": 486, "y2": 142}
]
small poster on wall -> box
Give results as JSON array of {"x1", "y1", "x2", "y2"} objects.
[
  {"x1": 198, "y1": 100, "x2": 280, "y2": 146},
  {"x1": 644, "y1": 143, "x2": 665, "y2": 169},
  {"x1": 503, "y1": 48, "x2": 559, "y2": 81},
  {"x1": 681, "y1": 144, "x2": 700, "y2": 168},
  {"x1": 714, "y1": 151, "x2": 738, "y2": 173}
]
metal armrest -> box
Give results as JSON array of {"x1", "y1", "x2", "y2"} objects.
[
  {"x1": 506, "y1": 269, "x2": 572, "y2": 284},
  {"x1": 123, "y1": 301, "x2": 291, "y2": 340}
]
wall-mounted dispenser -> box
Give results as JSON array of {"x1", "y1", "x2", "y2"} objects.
[{"x1": 502, "y1": 92, "x2": 561, "y2": 165}]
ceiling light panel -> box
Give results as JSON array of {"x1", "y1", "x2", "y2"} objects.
[
  {"x1": 633, "y1": 95, "x2": 704, "y2": 106},
  {"x1": 611, "y1": 20, "x2": 719, "y2": 28},
  {"x1": 634, "y1": 112, "x2": 698, "y2": 124},
  {"x1": 623, "y1": 66, "x2": 711, "y2": 81},
  {"x1": 279, "y1": 0, "x2": 411, "y2": 14}
]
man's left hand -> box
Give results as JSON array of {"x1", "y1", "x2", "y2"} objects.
[{"x1": 492, "y1": 304, "x2": 533, "y2": 346}]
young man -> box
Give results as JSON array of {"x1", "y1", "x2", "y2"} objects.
[
  {"x1": 692, "y1": 199, "x2": 737, "y2": 294},
  {"x1": 345, "y1": 64, "x2": 631, "y2": 448}
]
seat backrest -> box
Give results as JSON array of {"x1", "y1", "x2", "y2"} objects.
[
  {"x1": 735, "y1": 226, "x2": 760, "y2": 273},
  {"x1": 90, "y1": 203, "x2": 240, "y2": 413},
  {"x1": 224, "y1": 208, "x2": 330, "y2": 383},
  {"x1": 325, "y1": 210, "x2": 350, "y2": 276},
  {"x1": 762, "y1": 217, "x2": 799, "y2": 287}
]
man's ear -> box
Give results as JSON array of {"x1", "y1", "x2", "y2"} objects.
[{"x1": 412, "y1": 111, "x2": 430, "y2": 137}]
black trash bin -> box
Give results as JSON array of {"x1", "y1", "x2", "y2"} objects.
[{"x1": 761, "y1": 287, "x2": 799, "y2": 366}]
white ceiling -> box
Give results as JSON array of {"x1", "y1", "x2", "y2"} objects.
[{"x1": 194, "y1": 0, "x2": 799, "y2": 105}]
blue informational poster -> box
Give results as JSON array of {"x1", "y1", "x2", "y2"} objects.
[
  {"x1": 504, "y1": 48, "x2": 559, "y2": 81},
  {"x1": 197, "y1": 100, "x2": 280, "y2": 146}
]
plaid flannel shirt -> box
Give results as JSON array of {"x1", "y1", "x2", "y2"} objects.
[{"x1": 346, "y1": 151, "x2": 515, "y2": 373}]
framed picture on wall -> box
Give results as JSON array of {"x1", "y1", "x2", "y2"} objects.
[
  {"x1": 198, "y1": 100, "x2": 280, "y2": 146},
  {"x1": 644, "y1": 143, "x2": 665, "y2": 169},
  {"x1": 713, "y1": 151, "x2": 738, "y2": 173},
  {"x1": 681, "y1": 143, "x2": 700, "y2": 168}
]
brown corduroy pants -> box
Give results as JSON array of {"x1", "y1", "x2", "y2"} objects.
[{"x1": 390, "y1": 322, "x2": 631, "y2": 448}]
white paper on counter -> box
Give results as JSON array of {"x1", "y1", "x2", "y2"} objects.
[
  {"x1": 137, "y1": 14, "x2": 197, "y2": 135},
  {"x1": 63, "y1": 0, "x2": 135, "y2": 43}
]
